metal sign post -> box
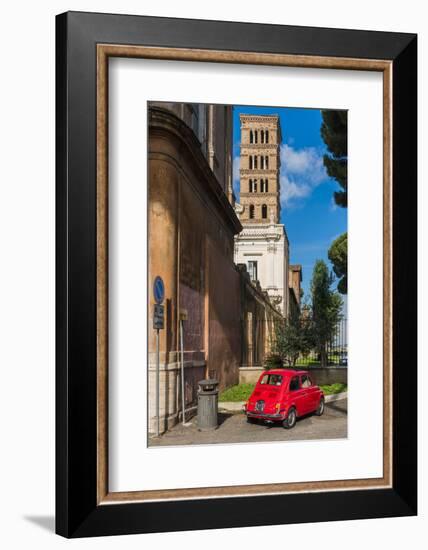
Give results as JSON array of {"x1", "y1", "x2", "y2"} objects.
[
  {"x1": 180, "y1": 319, "x2": 185, "y2": 425},
  {"x1": 153, "y1": 276, "x2": 165, "y2": 437},
  {"x1": 179, "y1": 309, "x2": 188, "y2": 426},
  {"x1": 155, "y1": 327, "x2": 160, "y2": 437}
]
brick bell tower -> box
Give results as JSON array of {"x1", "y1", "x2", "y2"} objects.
[
  {"x1": 234, "y1": 113, "x2": 290, "y2": 317},
  {"x1": 238, "y1": 114, "x2": 281, "y2": 224}
]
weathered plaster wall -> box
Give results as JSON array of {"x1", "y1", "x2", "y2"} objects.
[{"x1": 148, "y1": 106, "x2": 242, "y2": 433}]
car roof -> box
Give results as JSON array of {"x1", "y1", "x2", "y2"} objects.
[{"x1": 260, "y1": 369, "x2": 309, "y2": 377}]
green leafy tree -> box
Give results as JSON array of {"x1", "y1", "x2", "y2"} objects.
[
  {"x1": 272, "y1": 311, "x2": 314, "y2": 367},
  {"x1": 321, "y1": 111, "x2": 347, "y2": 207},
  {"x1": 310, "y1": 260, "x2": 343, "y2": 367},
  {"x1": 328, "y1": 232, "x2": 348, "y2": 294}
]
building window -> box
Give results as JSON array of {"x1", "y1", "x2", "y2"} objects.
[
  {"x1": 266, "y1": 130, "x2": 269, "y2": 143},
  {"x1": 249, "y1": 204, "x2": 255, "y2": 219},
  {"x1": 249, "y1": 156, "x2": 253, "y2": 169},
  {"x1": 261, "y1": 130, "x2": 265, "y2": 143},
  {"x1": 265, "y1": 179, "x2": 269, "y2": 193},
  {"x1": 254, "y1": 156, "x2": 258, "y2": 169},
  {"x1": 254, "y1": 130, "x2": 258, "y2": 144},
  {"x1": 248, "y1": 260, "x2": 258, "y2": 281},
  {"x1": 260, "y1": 156, "x2": 264, "y2": 169},
  {"x1": 249, "y1": 179, "x2": 253, "y2": 193},
  {"x1": 250, "y1": 130, "x2": 253, "y2": 144},
  {"x1": 262, "y1": 204, "x2": 268, "y2": 219},
  {"x1": 265, "y1": 156, "x2": 269, "y2": 169},
  {"x1": 254, "y1": 179, "x2": 257, "y2": 192},
  {"x1": 261, "y1": 179, "x2": 268, "y2": 192}
]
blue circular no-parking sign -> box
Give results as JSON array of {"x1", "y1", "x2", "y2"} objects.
[{"x1": 153, "y1": 276, "x2": 165, "y2": 304}]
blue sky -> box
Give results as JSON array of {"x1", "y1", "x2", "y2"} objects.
[{"x1": 232, "y1": 105, "x2": 347, "y2": 299}]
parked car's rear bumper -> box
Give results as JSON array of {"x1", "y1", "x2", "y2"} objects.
[{"x1": 246, "y1": 411, "x2": 286, "y2": 421}]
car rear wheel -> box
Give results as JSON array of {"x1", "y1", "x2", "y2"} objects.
[
  {"x1": 315, "y1": 397, "x2": 325, "y2": 416},
  {"x1": 282, "y1": 407, "x2": 297, "y2": 429}
]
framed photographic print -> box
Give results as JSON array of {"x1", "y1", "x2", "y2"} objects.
[{"x1": 56, "y1": 11, "x2": 417, "y2": 537}]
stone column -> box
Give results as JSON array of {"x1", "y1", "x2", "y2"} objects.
[{"x1": 246, "y1": 311, "x2": 253, "y2": 367}]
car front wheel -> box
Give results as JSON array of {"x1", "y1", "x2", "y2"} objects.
[
  {"x1": 315, "y1": 397, "x2": 325, "y2": 416},
  {"x1": 282, "y1": 407, "x2": 297, "y2": 429}
]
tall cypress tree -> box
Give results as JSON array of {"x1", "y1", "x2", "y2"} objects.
[
  {"x1": 310, "y1": 260, "x2": 343, "y2": 367},
  {"x1": 321, "y1": 110, "x2": 348, "y2": 207}
]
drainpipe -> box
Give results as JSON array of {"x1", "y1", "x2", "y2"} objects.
[{"x1": 179, "y1": 309, "x2": 189, "y2": 425}]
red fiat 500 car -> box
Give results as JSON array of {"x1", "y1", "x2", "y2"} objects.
[{"x1": 245, "y1": 369, "x2": 324, "y2": 429}]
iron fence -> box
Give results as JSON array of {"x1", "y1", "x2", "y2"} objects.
[
  {"x1": 241, "y1": 317, "x2": 348, "y2": 368},
  {"x1": 294, "y1": 318, "x2": 348, "y2": 367}
]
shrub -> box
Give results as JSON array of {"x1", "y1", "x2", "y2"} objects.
[{"x1": 264, "y1": 353, "x2": 283, "y2": 370}]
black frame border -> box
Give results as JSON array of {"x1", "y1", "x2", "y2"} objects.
[{"x1": 56, "y1": 11, "x2": 417, "y2": 538}]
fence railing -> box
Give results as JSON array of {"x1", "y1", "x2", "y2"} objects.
[
  {"x1": 240, "y1": 317, "x2": 348, "y2": 368},
  {"x1": 295, "y1": 318, "x2": 348, "y2": 367}
]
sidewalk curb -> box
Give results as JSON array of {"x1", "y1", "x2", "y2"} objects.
[
  {"x1": 325, "y1": 392, "x2": 347, "y2": 403},
  {"x1": 219, "y1": 401, "x2": 245, "y2": 412},
  {"x1": 219, "y1": 392, "x2": 347, "y2": 412}
]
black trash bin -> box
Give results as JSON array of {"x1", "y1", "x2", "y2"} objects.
[{"x1": 197, "y1": 379, "x2": 219, "y2": 431}]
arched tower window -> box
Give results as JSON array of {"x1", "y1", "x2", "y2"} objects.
[
  {"x1": 262, "y1": 204, "x2": 268, "y2": 219},
  {"x1": 250, "y1": 130, "x2": 253, "y2": 144},
  {"x1": 265, "y1": 156, "x2": 269, "y2": 169},
  {"x1": 249, "y1": 179, "x2": 253, "y2": 193},
  {"x1": 266, "y1": 130, "x2": 269, "y2": 143},
  {"x1": 249, "y1": 156, "x2": 253, "y2": 169},
  {"x1": 265, "y1": 179, "x2": 269, "y2": 193},
  {"x1": 254, "y1": 156, "x2": 258, "y2": 169},
  {"x1": 253, "y1": 179, "x2": 257, "y2": 192},
  {"x1": 249, "y1": 205, "x2": 255, "y2": 219},
  {"x1": 254, "y1": 130, "x2": 258, "y2": 144},
  {"x1": 261, "y1": 130, "x2": 265, "y2": 143},
  {"x1": 260, "y1": 156, "x2": 264, "y2": 169}
]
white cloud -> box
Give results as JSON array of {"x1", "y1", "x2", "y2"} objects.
[
  {"x1": 232, "y1": 155, "x2": 240, "y2": 183},
  {"x1": 232, "y1": 144, "x2": 328, "y2": 208},
  {"x1": 280, "y1": 144, "x2": 328, "y2": 208},
  {"x1": 280, "y1": 174, "x2": 311, "y2": 205}
]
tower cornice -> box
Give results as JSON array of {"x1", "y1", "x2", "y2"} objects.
[
  {"x1": 240, "y1": 114, "x2": 279, "y2": 122},
  {"x1": 240, "y1": 169, "x2": 279, "y2": 175},
  {"x1": 240, "y1": 143, "x2": 279, "y2": 150}
]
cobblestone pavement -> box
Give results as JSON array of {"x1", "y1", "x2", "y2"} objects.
[{"x1": 149, "y1": 399, "x2": 347, "y2": 447}]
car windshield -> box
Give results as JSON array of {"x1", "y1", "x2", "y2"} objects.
[{"x1": 259, "y1": 374, "x2": 283, "y2": 386}]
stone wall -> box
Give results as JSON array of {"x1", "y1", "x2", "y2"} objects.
[
  {"x1": 237, "y1": 267, "x2": 283, "y2": 369},
  {"x1": 307, "y1": 367, "x2": 348, "y2": 386},
  {"x1": 239, "y1": 366, "x2": 348, "y2": 386}
]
